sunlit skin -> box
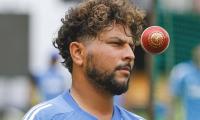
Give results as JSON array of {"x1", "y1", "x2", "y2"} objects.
[{"x1": 69, "y1": 22, "x2": 135, "y2": 120}]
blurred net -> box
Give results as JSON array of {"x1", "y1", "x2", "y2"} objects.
[{"x1": 155, "y1": 12, "x2": 200, "y2": 73}]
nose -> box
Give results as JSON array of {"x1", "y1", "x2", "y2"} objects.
[{"x1": 122, "y1": 44, "x2": 135, "y2": 62}]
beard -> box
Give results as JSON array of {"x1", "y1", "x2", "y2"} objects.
[{"x1": 85, "y1": 53, "x2": 131, "y2": 95}]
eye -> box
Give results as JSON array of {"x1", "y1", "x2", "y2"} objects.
[{"x1": 110, "y1": 42, "x2": 123, "y2": 46}]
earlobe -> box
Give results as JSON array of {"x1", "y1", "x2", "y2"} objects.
[{"x1": 69, "y1": 42, "x2": 85, "y2": 66}]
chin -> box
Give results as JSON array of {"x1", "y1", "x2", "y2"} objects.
[
  {"x1": 110, "y1": 78, "x2": 129, "y2": 95},
  {"x1": 112, "y1": 84, "x2": 129, "y2": 95},
  {"x1": 115, "y1": 76, "x2": 129, "y2": 84}
]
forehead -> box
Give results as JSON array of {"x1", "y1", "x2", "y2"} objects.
[{"x1": 98, "y1": 23, "x2": 133, "y2": 42}]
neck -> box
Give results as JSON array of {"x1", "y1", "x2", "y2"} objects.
[{"x1": 71, "y1": 71, "x2": 114, "y2": 120}]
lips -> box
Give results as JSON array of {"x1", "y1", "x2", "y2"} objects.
[
  {"x1": 116, "y1": 65, "x2": 132, "y2": 73},
  {"x1": 119, "y1": 66, "x2": 131, "y2": 71}
]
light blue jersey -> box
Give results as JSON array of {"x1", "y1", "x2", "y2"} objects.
[
  {"x1": 170, "y1": 61, "x2": 200, "y2": 120},
  {"x1": 35, "y1": 66, "x2": 67, "y2": 101},
  {"x1": 23, "y1": 90, "x2": 144, "y2": 120}
]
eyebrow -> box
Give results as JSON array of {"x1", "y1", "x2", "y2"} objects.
[{"x1": 109, "y1": 37, "x2": 134, "y2": 44}]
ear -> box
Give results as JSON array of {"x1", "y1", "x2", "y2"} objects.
[{"x1": 69, "y1": 42, "x2": 85, "y2": 66}]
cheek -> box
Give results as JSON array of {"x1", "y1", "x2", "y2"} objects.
[{"x1": 93, "y1": 46, "x2": 119, "y2": 71}]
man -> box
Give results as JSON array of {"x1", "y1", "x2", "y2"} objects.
[
  {"x1": 169, "y1": 45, "x2": 200, "y2": 120},
  {"x1": 34, "y1": 53, "x2": 71, "y2": 101},
  {"x1": 23, "y1": 0, "x2": 145, "y2": 119}
]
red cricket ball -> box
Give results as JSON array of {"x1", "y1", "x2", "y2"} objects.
[{"x1": 140, "y1": 26, "x2": 170, "y2": 54}]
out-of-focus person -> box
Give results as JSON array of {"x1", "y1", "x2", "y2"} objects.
[
  {"x1": 169, "y1": 45, "x2": 200, "y2": 120},
  {"x1": 34, "y1": 53, "x2": 71, "y2": 101}
]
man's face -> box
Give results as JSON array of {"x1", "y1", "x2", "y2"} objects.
[{"x1": 84, "y1": 23, "x2": 135, "y2": 95}]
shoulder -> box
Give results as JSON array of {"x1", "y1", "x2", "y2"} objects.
[
  {"x1": 23, "y1": 102, "x2": 53, "y2": 120},
  {"x1": 22, "y1": 94, "x2": 74, "y2": 120},
  {"x1": 172, "y1": 61, "x2": 193, "y2": 73},
  {"x1": 116, "y1": 105, "x2": 145, "y2": 120},
  {"x1": 170, "y1": 61, "x2": 195, "y2": 80}
]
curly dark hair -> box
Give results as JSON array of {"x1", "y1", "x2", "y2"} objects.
[{"x1": 53, "y1": 0, "x2": 145, "y2": 73}]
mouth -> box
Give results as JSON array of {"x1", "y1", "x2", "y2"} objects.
[
  {"x1": 119, "y1": 66, "x2": 130, "y2": 71},
  {"x1": 116, "y1": 65, "x2": 132, "y2": 74}
]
